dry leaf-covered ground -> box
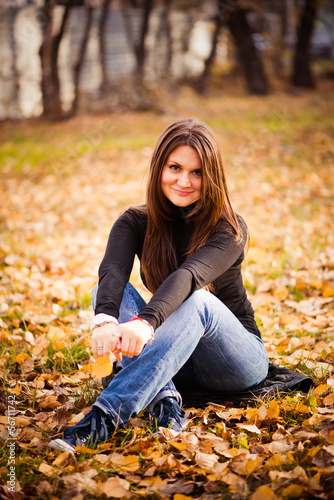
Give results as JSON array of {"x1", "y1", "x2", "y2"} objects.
[{"x1": 1, "y1": 83, "x2": 334, "y2": 499}]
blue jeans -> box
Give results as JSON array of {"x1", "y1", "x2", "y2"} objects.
[{"x1": 91, "y1": 283, "x2": 268, "y2": 428}]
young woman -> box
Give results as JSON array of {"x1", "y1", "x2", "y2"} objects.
[{"x1": 50, "y1": 118, "x2": 269, "y2": 453}]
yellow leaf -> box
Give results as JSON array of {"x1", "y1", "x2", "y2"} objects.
[
  {"x1": 75, "y1": 446, "x2": 98, "y2": 454},
  {"x1": 251, "y1": 485, "x2": 278, "y2": 500},
  {"x1": 323, "y1": 392, "x2": 334, "y2": 406},
  {"x1": 38, "y1": 462, "x2": 54, "y2": 476},
  {"x1": 314, "y1": 384, "x2": 330, "y2": 396},
  {"x1": 8, "y1": 386, "x2": 21, "y2": 395},
  {"x1": 264, "y1": 453, "x2": 284, "y2": 469},
  {"x1": 174, "y1": 495, "x2": 194, "y2": 500},
  {"x1": 274, "y1": 286, "x2": 289, "y2": 301},
  {"x1": 110, "y1": 453, "x2": 139, "y2": 472},
  {"x1": 13, "y1": 352, "x2": 34, "y2": 373},
  {"x1": 52, "y1": 451, "x2": 71, "y2": 467},
  {"x1": 52, "y1": 340, "x2": 67, "y2": 350},
  {"x1": 327, "y1": 430, "x2": 334, "y2": 444},
  {"x1": 281, "y1": 484, "x2": 304, "y2": 499},
  {"x1": 323, "y1": 288, "x2": 334, "y2": 298},
  {"x1": 92, "y1": 357, "x2": 113, "y2": 379},
  {"x1": 47, "y1": 326, "x2": 67, "y2": 343},
  {"x1": 99, "y1": 477, "x2": 130, "y2": 498},
  {"x1": 169, "y1": 441, "x2": 188, "y2": 451},
  {"x1": 266, "y1": 400, "x2": 280, "y2": 419},
  {"x1": 14, "y1": 352, "x2": 31, "y2": 364},
  {"x1": 0, "y1": 329, "x2": 14, "y2": 344},
  {"x1": 54, "y1": 351, "x2": 66, "y2": 359}
]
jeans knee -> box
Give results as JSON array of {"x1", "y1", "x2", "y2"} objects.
[{"x1": 186, "y1": 288, "x2": 211, "y2": 310}]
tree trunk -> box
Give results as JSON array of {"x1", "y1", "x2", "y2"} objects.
[
  {"x1": 163, "y1": 0, "x2": 172, "y2": 76},
  {"x1": 9, "y1": 7, "x2": 20, "y2": 118},
  {"x1": 197, "y1": 0, "x2": 224, "y2": 94},
  {"x1": 292, "y1": 0, "x2": 317, "y2": 88},
  {"x1": 227, "y1": 8, "x2": 268, "y2": 95},
  {"x1": 39, "y1": 0, "x2": 73, "y2": 119},
  {"x1": 70, "y1": 5, "x2": 93, "y2": 116},
  {"x1": 99, "y1": 0, "x2": 112, "y2": 92},
  {"x1": 135, "y1": 0, "x2": 153, "y2": 79}
]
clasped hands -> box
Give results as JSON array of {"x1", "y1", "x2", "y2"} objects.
[{"x1": 91, "y1": 320, "x2": 152, "y2": 360}]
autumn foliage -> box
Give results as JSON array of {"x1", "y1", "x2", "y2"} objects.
[{"x1": 0, "y1": 85, "x2": 334, "y2": 499}]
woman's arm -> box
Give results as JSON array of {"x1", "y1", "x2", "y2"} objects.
[
  {"x1": 94, "y1": 210, "x2": 141, "y2": 317},
  {"x1": 138, "y1": 217, "x2": 248, "y2": 329}
]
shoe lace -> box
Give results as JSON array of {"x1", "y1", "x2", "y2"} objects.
[{"x1": 154, "y1": 398, "x2": 184, "y2": 427}]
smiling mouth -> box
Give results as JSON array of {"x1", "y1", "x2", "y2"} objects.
[{"x1": 172, "y1": 188, "x2": 194, "y2": 196}]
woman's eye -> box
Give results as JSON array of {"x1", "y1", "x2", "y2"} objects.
[
  {"x1": 193, "y1": 170, "x2": 202, "y2": 176},
  {"x1": 169, "y1": 164, "x2": 180, "y2": 171}
]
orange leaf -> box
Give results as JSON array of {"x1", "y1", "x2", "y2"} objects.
[
  {"x1": 251, "y1": 485, "x2": 278, "y2": 500},
  {"x1": 99, "y1": 477, "x2": 130, "y2": 498},
  {"x1": 92, "y1": 357, "x2": 113, "y2": 379},
  {"x1": 323, "y1": 392, "x2": 334, "y2": 406},
  {"x1": 323, "y1": 288, "x2": 334, "y2": 298},
  {"x1": 274, "y1": 286, "x2": 289, "y2": 301},
  {"x1": 54, "y1": 351, "x2": 66, "y2": 359},
  {"x1": 38, "y1": 462, "x2": 54, "y2": 476},
  {"x1": 314, "y1": 384, "x2": 330, "y2": 396},
  {"x1": 14, "y1": 352, "x2": 31, "y2": 364},
  {"x1": 266, "y1": 400, "x2": 280, "y2": 419}
]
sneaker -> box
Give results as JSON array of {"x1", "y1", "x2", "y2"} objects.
[
  {"x1": 50, "y1": 406, "x2": 114, "y2": 453},
  {"x1": 151, "y1": 397, "x2": 188, "y2": 439}
]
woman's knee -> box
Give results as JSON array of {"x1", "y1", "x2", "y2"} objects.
[{"x1": 184, "y1": 288, "x2": 213, "y2": 310}]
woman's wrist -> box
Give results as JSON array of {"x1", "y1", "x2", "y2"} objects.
[
  {"x1": 90, "y1": 313, "x2": 118, "y2": 332},
  {"x1": 128, "y1": 316, "x2": 155, "y2": 344}
]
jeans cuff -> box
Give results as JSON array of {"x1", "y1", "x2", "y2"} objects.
[
  {"x1": 93, "y1": 400, "x2": 124, "y2": 429},
  {"x1": 147, "y1": 389, "x2": 182, "y2": 414}
]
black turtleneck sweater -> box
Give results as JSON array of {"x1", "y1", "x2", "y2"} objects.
[{"x1": 95, "y1": 205, "x2": 261, "y2": 338}]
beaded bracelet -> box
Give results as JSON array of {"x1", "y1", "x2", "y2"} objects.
[{"x1": 129, "y1": 316, "x2": 155, "y2": 344}]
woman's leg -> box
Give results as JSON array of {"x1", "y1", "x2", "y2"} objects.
[
  {"x1": 93, "y1": 289, "x2": 268, "y2": 428},
  {"x1": 92, "y1": 283, "x2": 182, "y2": 406}
]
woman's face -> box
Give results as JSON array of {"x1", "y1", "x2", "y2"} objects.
[{"x1": 161, "y1": 145, "x2": 202, "y2": 207}]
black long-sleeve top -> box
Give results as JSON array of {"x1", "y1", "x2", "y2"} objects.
[{"x1": 95, "y1": 205, "x2": 261, "y2": 338}]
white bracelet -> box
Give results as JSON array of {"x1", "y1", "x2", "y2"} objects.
[{"x1": 90, "y1": 313, "x2": 118, "y2": 332}]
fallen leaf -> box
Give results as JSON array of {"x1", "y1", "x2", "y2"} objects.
[
  {"x1": 62, "y1": 470, "x2": 99, "y2": 495},
  {"x1": 99, "y1": 477, "x2": 131, "y2": 498},
  {"x1": 92, "y1": 357, "x2": 113, "y2": 378},
  {"x1": 237, "y1": 424, "x2": 261, "y2": 435},
  {"x1": 251, "y1": 485, "x2": 278, "y2": 500}
]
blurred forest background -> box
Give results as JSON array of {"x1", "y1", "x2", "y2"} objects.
[
  {"x1": 1, "y1": 1, "x2": 334, "y2": 498},
  {"x1": 0, "y1": 0, "x2": 334, "y2": 120}
]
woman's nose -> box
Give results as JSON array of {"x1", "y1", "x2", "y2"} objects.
[{"x1": 177, "y1": 173, "x2": 190, "y2": 187}]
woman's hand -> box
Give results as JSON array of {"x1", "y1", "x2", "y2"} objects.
[
  {"x1": 117, "y1": 319, "x2": 152, "y2": 358},
  {"x1": 91, "y1": 323, "x2": 122, "y2": 360}
]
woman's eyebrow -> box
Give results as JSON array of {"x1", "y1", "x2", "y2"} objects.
[{"x1": 167, "y1": 159, "x2": 182, "y2": 165}]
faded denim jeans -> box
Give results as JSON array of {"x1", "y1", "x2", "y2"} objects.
[{"x1": 91, "y1": 283, "x2": 269, "y2": 428}]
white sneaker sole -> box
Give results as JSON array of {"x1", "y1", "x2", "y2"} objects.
[{"x1": 49, "y1": 438, "x2": 76, "y2": 453}]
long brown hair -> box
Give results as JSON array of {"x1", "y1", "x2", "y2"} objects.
[{"x1": 141, "y1": 118, "x2": 241, "y2": 293}]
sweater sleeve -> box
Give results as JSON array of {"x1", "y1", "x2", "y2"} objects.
[
  {"x1": 95, "y1": 210, "x2": 139, "y2": 318},
  {"x1": 138, "y1": 218, "x2": 247, "y2": 330}
]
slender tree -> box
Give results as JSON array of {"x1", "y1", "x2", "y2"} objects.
[
  {"x1": 122, "y1": 0, "x2": 154, "y2": 80},
  {"x1": 197, "y1": 1, "x2": 268, "y2": 95},
  {"x1": 99, "y1": 0, "x2": 113, "y2": 92},
  {"x1": 70, "y1": 3, "x2": 94, "y2": 115},
  {"x1": 39, "y1": 0, "x2": 74, "y2": 118},
  {"x1": 227, "y1": 6, "x2": 268, "y2": 95},
  {"x1": 292, "y1": 0, "x2": 317, "y2": 88},
  {"x1": 197, "y1": 0, "x2": 225, "y2": 94}
]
